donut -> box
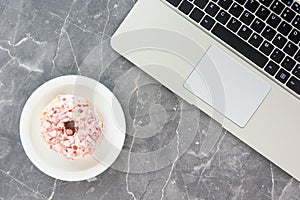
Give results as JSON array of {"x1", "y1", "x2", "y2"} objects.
[{"x1": 40, "y1": 95, "x2": 103, "y2": 160}]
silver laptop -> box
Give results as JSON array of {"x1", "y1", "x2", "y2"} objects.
[{"x1": 111, "y1": 0, "x2": 300, "y2": 180}]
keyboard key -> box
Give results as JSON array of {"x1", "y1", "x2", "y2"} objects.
[
  {"x1": 281, "y1": 7, "x2": 296, "y2": 22},
  {"x1": 238, "y1": 25, "x2": 253, "y2": 40},
  {"x1": 293, "y1": 64, "x2": 300, "y2": 79},
  {"x1": 229, "y1": 3, "x2": 243, "y2": 17},
  {"x1": 281, "y1": 56, "x2": 296, "y2": 71},
  {"x1": 292, "y1": 16, "x2": 300, "y2": 29},
  {"x1": 216, "y1": 10, "x2": 230, "y2": 24},
  {"x1": 194, "y1": 0, "x2": 209, "y2": 9},
  {"x1": 292, "y1": 2, "x2": 300, "y2": 13},
  {"x1": 218, "y1": 0, "x2": 233, "y2": 10},
  {"x1": 260, "y1": 41, "x2": 274, "y2": 56},
  {"x1": 286, "y1": 76, "x2": 300, "y2": 95},
  {"x1": 205, "y1": 2, "x2": 220, "y2": 17},
  {"x1": 200, "y1": 15, "x2": 215, "y2": 30},
  {"x1": 235, "y1": 0, "x2": 246, "y2": 5},
  {"x1": 190, "y1": 7, "x2": 204, "y2": 22},
  {"x1": 288, "y1": 29, "x2": 300, "y2": 44},
  {"x1": 240, "y1": 10, "x2": 255, "y2": 25},
  {"x1": 278, "y1": 21, "x2": 292, "y2": 36},
  {"x1": 270, "y1": 1, "x2": 285, "y2": 15},
  {"x1": 251, "y1": 18, "x2": 265, "y2": 33},
  {"x1": 256, "y1": 5, "x2": 270, "y2": 20},
  {"x1": 281, "y1": 0, "x2": 293, "y2": 6},
  {"x1": 295, "y1": 50, "x2": 300, "y2": 62},
  {"x1": 166, "y1": 0, "x2": 182, "y2": 7},
  {"x1": 283, "y1": 41, "x2": 298, "y2": 56},
  {"x1": 179, "y1": 1, "x2": 194, "y2": 14},
  {"x1": 245, "y1": 0, "x2": 259, "y2": 12},
  {"x1": 262, "y1": 26, "x2": 276, "y2": 40},
  {"x1": 266, "y1": 13, "x2": 281, "y2": 29},
  {"x1": 259, "y1": 0, "x2": 273, "y2": 7},
  {"x1": 272, "y1": 34, "x2": 287, "y2": 48},
  {"x1": 265, "y1": 61, "x2": 280, "y2": 76},
  {"x1": 212, "y1": 23, "x2": 268, "y2": 68},
  {"x1": 271, "y1": 49, "x2": 285, "y2": 63},
  {"x1": 249, "y1": 33, "x2": 263, "y2": 47},
  {"x1": 227, "y1": 17, "x2": 242, "y2": 32},
  {"x1": 276, "y1": 68, "x2": 290, "y2": 83}
]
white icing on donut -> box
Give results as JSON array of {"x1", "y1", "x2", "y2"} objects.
[{"x1": 40, "y1": 95, "x2": 103, "y2": 160}]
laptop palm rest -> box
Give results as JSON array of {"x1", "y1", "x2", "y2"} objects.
[{"x1": 184, "y1": 46, "x2": 271, "y2": 128}]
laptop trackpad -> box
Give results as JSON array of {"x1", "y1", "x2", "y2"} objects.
[{"x1": 184, "y1": 46, "x2": 271, "y2": 128}]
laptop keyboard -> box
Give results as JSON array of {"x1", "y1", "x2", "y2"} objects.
[{"x1": 164, "y1": 0, "x2": 300, "y2": 96}]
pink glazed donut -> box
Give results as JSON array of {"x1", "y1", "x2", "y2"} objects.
[{"x1": 40, "y1": 95, "x2": 103, "y2": 160}]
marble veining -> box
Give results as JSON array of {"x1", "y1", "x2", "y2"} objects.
[{"x1": 0, "y1": 0, "x2": 300, "y2": 199}]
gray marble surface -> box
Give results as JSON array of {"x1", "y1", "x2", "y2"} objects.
[{"x1": 0, "y1": 0, "x2": 300, "y2": 199}]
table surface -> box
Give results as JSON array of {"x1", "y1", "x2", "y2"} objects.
[{"x1": 0, "y1": 0, "x2": 299, "y2": 199}]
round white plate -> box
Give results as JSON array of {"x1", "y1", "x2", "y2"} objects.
[{"x1": 20, "y1": 75, "x2": 126, "y2": 181}]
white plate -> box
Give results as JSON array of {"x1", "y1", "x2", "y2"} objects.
[{"x1": 20, "y1": 75, "x2": 126, "y2": 181}]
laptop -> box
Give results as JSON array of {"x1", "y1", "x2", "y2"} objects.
[{"x1": 111, "y1": 0, "x2": 300, "y2": 180}]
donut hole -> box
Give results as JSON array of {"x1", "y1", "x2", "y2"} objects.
[{"x1": 64, "y1": 121, "x2": 77, "y2": 135}]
